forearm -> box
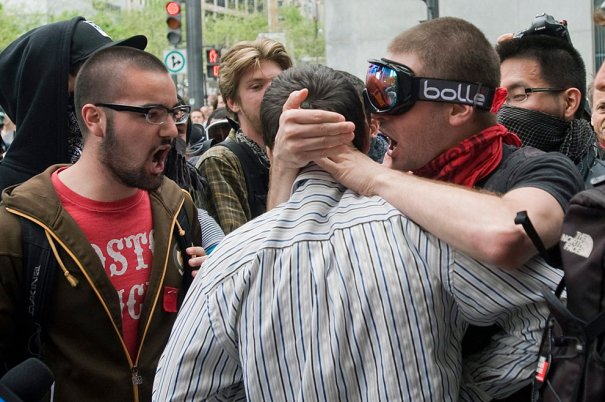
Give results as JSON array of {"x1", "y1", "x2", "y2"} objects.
[{"x1": 374, "y1": 168, "x2": 546, "y2": 268}]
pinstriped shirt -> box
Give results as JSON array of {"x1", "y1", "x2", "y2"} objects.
[{"x1": 153, "y1": 166, "x2": 562, "y2": 402}]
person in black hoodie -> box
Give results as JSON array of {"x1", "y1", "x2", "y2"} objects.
[{"x1": 0, "y1": 16, "x2": 147, "y2": 192}]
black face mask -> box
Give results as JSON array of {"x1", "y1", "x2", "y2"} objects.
[{"x1": 497, "y1": 105, "x2": 594, "y2": 165}]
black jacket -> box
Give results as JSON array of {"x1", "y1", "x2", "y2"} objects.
[{"x1": 0, "y1": 17, "x2": 83, "y2": 191}]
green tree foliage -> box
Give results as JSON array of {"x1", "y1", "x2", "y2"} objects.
[
  {"x1": 86, "y1": 6, "x2": 166, "y2": 58},
  {"x1": 278, "y1": 5, "x2": 325, "y2": 64},
  {"x1": 203, "y1": 12, "x2": 268, "y2": 49},
  {"x1": 0, "y1": 4, "x2": 46, "y2": 50},
  {"x1": 0, "y1": 0, "x2": 166, "y2": 58},
  {"x1": 0, "y1": 1, "x2": 324, "y2": 65}
]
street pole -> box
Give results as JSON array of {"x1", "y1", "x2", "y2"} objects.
[
  {"x1": 268, "y1": 0, "x2": 278, "y2": 32},
  {"x1": 186, "y1": 0, "x2": 205, "y2": 109},
  {"x1": 422, "y1": 0, "x2": 439, "y2": 20}
]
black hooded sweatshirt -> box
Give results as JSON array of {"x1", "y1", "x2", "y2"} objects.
[{"x1": 0, "y1": 17, "x2": 83, "y2": 192}]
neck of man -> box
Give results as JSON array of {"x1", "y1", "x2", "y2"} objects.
[
  {"x1": 237, "y1": 117, "x2": 264, "y2": 148},
  {"x1": 58, "y1": 153, "x2": 141, "y2": 202}
]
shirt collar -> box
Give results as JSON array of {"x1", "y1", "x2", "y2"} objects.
[{"x1": 291, "y1": 163, "x2": 341, "y2": 196}]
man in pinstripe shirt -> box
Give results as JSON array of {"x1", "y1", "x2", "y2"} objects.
[{"x1": 152, "y1": 64, "x2": 562, "y2": 401}]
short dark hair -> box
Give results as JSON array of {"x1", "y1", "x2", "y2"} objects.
[
  {"x1": 261, "y1": 65, "x2": 368, "y2": 152},
  {"x1": 74, "y1": 46, "x2": 168, "y2": 135},
  {"x1": 388, "y1": 17, "x2": 500, "y2": 89},
  {"x1": 496, "y1": 35, "x2": 586, "y2": 118}
]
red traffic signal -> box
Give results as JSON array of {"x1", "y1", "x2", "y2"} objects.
[
  {"x1": 166, "y1": 1, "x2": 182, "y2": 45},
  {"x1": 206, "y1": 64, "x2": 220, "y2": 79},
  {"x1": 166, "y1": 1, "x2": 181, "y2": 16},
  {"x1": 206, "y1": 47, "x2": 221, "y2": 79},
  {"x1": 207, "y1": 48, "x2": 219, "y2": 64}
]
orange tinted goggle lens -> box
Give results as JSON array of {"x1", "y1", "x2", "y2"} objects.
[{"x1": 366, "y1": 63, "x2": 398, "y2": 111}]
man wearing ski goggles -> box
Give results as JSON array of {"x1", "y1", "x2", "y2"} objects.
[
  {"x1": 364, "y1": 58, "x2": 498, "y2": 116},
  {"x1": 267, "y1": 17, "x2": 583, "y2": 400},
  {"x1": 268, "y1": 18, "x2": 580, "y2": 275}
]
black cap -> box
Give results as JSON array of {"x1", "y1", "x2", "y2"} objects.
[{"x1": 70, "y1": 20, "x2": 147, "y2": 66}]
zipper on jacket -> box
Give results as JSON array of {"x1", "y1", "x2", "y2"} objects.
[
  {"x1": 131, "y1": 366, "x2": 143, "y2": 385},
  {"x1": 131, "y1": 195, "x2": 188, "y2": 400}
]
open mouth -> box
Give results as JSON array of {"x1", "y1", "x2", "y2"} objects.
[
  {"x1": 151, "y1": 145, "x2": 171, "y2": 173},
  {"x1": 388, "y1": 136, "x2": 397, "y2": 151},
  {"x1": 382, "y1": 132, "x2": 396, "y2": 153}
]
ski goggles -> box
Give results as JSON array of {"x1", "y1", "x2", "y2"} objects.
[{"x1": 364, "y1": 58, "x2": 497, "y2": 115}]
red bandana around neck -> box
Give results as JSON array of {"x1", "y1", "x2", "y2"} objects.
[{"x1": 412, "y1": 124, "x2": 522, "y2": 188}]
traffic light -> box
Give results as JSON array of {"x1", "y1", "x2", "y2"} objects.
[
  {"x1": 166, "y1": 1, "x2": 182, "y2": 46},
  {"x1": 206, "y1": 47, "x2": 221, "y2": 79}
]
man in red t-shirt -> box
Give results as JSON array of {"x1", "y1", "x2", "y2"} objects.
[{"x1": 0, "y1": 46, "x2": 202, "y2": 401}]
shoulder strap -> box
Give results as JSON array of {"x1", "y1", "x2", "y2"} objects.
[
  {"x1": 514, "y1": 211, "x2": 560, "y2": 268},
  {"x1": 191, "y1": 138, "x2": 217, "y2": 156},
  {"x1": 175, "y1": 207, "x2": 194, "y2": 308},
  {"x1": 20, "y1": 217, "x2": 57, "y2": 356},
  {"x1": 218, "y1": 138, "x2": 268, "y2": 218}
]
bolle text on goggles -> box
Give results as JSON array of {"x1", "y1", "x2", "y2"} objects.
[{"x1": 364, "y1": 58, "x2": 498, "y2": 115}]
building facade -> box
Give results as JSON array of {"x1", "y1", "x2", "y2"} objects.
[{"x1": 325, "y1": 0, "x2": 600, "y2": 82}]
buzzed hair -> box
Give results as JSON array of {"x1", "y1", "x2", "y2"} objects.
[
  {"x1": 496, "y1": 35, "x2": 586, "y2": 118},
  {"x1": 388, "y1": 17, "x2": 500, "y2": 89},
  {"x1": 74, "y1": 46, "x2": 169, "y2": 134},
  {"x1": 219, "y1": 38, "x2": 292, "y2": 113},
  {"x1": 261, "y1": 64, "x2": 368, "y2": 153}
]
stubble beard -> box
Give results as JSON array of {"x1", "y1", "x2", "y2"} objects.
[{"x1": 100, "y1": 117, "x2": 164, "y2": 191}]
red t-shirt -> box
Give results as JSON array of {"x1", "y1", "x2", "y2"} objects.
[{"x1": 52, "y1": 169, "x2": 153, "y2": 361}]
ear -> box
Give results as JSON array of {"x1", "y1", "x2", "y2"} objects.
[
  {"x1": 226, "y1": 97, "x2": 240, "y2": 114},
  {"x1": 81, "y1": 104, "x2": 105, "y2": 138},
  {"x1": 369, "y1": 117, "x2": 380, "y2": 138},
  {"x1": 447, "y1": 103, "x2": 474, "y2": 127},
  {"x1": 562, "y1": 87, "x2": 582, "y2": 120}
]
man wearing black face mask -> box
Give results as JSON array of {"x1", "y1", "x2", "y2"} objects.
[
  {"x1": 0, "y1": 17, "x2": 147, "y2": 192},
  {"x1": 496, "y1": 33, "x2": 605, "y2": 187}
]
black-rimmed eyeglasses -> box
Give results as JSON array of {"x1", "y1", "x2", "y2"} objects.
[
  {"x1": 94, "y1": 103, "x2": 191, "y2": 125},
  {"x1": 504, "y1": 87, "x2": 565, "y2": 105}
]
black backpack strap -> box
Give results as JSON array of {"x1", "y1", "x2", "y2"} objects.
[
  {"x1": 554, "y1": 277, "x2": 565, "y2": 298},
  {"x1": 20, "y1": 217, "x2": 57, "y2": 356},
  {"x1": 218, "y1": 138, "x2": 268, "y2": 218},
  {"x1": 174, "y1": 207, "x2": 194, "y2": 308},
  {"x1": 514, "y1": 211, "x2": 560, "y2": 268},
  {"x1": 190, "y1": 138, "x2": 217, "y2": 156}
]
